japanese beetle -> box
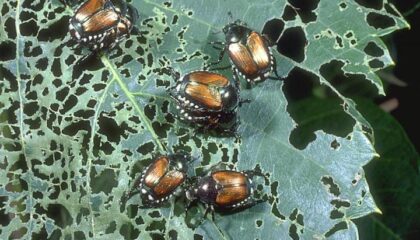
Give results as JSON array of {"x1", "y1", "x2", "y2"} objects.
[
  {"x1": 169, "y1": 69, "x2": 244, "y2": 135},
  {"x1": 210, "y1": 18, "x2": 280, "y2": 85},
  {"x1": 178, "y1": 108, "x2": 239, "y2": 135},
  {"x1": 68, "y1": 0, "x2": 138, "y2": 51},
  {"x1": 124, "y1": 153, "x2": 191, "y2": 207},
  {"x1": 186, "y1": 168, "x2": 264, "y2": 218}
]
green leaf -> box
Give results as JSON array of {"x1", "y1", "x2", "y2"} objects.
[
  {"x1": 288, "y1": 97, "x2": 420, "y2": 239},
  {"x1": 0, "y1": 0, "x2": 407, "y2": 239},
  {"x1": 354, "y1": 101, "x2": 420, "y2": 240}
]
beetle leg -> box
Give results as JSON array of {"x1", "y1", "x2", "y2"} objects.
[
  {"x1": 204, "y1": 162, "x2": 233, "y2": 173},
  {"x1": 239, "y1": 98, "x2": 251, "y2": 107},
  {"x1": 202, "y1": 205, "x2": 211, "y2": 219},
  {"x1": 209, "y1": 65, "x2": 231, "y2": 71},
  {"x1": 207, "y1": 45, "x2": 227, "y2": 67},
  {"x1": 226, "y1": 120, "x2": 241, "y2": 140},
  {"x1": 209, "y1": 41, "x2": 225, "y2": 46},
  {"x1": 189, "y1": 114, "x2": 212, "y2": 122},
  {"x1": 119, "y1": 0, "x2": 128, "y2": 17},
  {"x1": 165, "y1": 67, "x2": 180, "y2": 82},
  {"x1": 121, "y1": 170, "x2": 146, "y2": 205},
  {"x1": 245, "y1": 80, "x2": 253, "y2": 89},
  {"x1": 227, "y1": 11, "x2": 234, "y2": 22},
  {"x1": 127, "y1": 4, "x2": 139, "y2": 25},
  {"x1": 75, "y1": 51, "x2": 98, "y2": 66},
  {"x1": 269, "y1": 53, "x2": 282, "y2": 81},
  {"x1": 232, "y1": 197, "x2": 265, "y2": 211},
  {"x1": 242, "y1": 169, "x2": 265, "y2": 179}
]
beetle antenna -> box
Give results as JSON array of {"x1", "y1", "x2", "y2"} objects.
[
  {"x1": 121, "y1": 188, "x2": 140, "y2": 207},
  {"x1": 211, "y1": 29, "x2": 223, "y2": 35},
  {"x1": 169, "y1": 68, "x2": 180, "y2": 82},
  {"x1": 227, "y1": 11, "x2": 234, "y2": 22},
  {"x1": 188, "y1": 154, "x2": 199, "y2": 163}
]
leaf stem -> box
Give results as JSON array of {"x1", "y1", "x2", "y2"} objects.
[
  {"x1": 101, "y1": 55, "x2": 166, "y2": 152},
  {"x1": 14, "y1": 0, "x2": 35, "y2": 236},
  {"x1": 131, "y1": 91, "x2": 172, "y2": 101},
  {"x1": 403, "y1": 2, "x2": 420, "y2": 17}
]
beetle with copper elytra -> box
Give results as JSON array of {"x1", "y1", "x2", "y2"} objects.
[
  {"x1": 168, "y1": 69, "x2": 244, "y2": 134},
  {"x1": 68, "y1": 0, "x2": 138, "y2": 51},
  {"x1": 210, "y1": 17, "x2": 280, "y2": 85},
  {"x1": 124, "y1": 153, "x2": 191, "y2": 207},
  {"x1": 185, "y1": 166, "x2": 265, "y2": 219}
]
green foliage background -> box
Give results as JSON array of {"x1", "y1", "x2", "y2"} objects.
[{"x1": 0, "y1": 0, "x2": 416, "y2": 239}]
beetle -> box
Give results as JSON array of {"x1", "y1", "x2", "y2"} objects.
[
  {"x1": 68, "y1": 0, "x2": 138, "y2": 51},
  {"x1": 124, "y1": 153, "x2": 191, "y2": 207},
  {"x1": 209, "y1": 17, "x2": 280, "y2": 85},
  {"x1": 168, "y1": 69, "x2": 245, "y2": 135},
  {"x1": 170, "y1": 70, "x2": 240, "y2": 113},
  {"x1": 185, "y1": 167, "x2": 264, "y2": 219},
  {"x1": 177, "y1": 107, "x2": 239, "y2": 135}
]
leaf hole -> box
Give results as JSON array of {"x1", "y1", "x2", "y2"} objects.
[
  {"x1": 152, "y1": 121, "x2": 171, "y2": 138},
  {"x1": 287, "y1": 0, "x2": 320, "y2": 23},
  {"x1": 0, "y1": 41, "x2": 16, "y2": 61},
  {"x1": 282, "y1": 5, "x2": 298, "y2": 21},
  {"x1": 344, "y1": 31, "x2": 354, "y2": 39},
  {"x1": 384, "y1": 3, "x2": 400, "y2": 17},
  {"x1": 98, "y1": 113, "x2": 136, "y2": 143},
  {"x1": 38, "y1": 16, "x2": 69, "y2": 41},
  {"x1": 338, "y1": 2, "x2": 347, "y2": 11},
  {"x1": 367, "y1": 12, "x2": 396, "y2": 29},
  {"x1": 330, "y1": 199, "x2": 351, "y2": 209},
  {"x1": 46, "y1": 204, "x2": 73, "y2": 228},
  {"x1": 277, "y1": 27, "x2": 307, "y2": 63},
  {"x1": 137, "y1": 141, "x2": 155, "y2": 155},
  {"x1": 321, "y1": 176, "x2": 341, "y2": 197},
  {"x1": 105, "y1": 221, "x2": 117, "y2": 234},
  {"x1": 325, "y1": 221, "x2": 348, "y2": 237},
  {"x1": 4, "y1": 18, "x2": 16, "y2": 39},
  {"x1": 120, "y1": 222, "x2": 140, "y2": 239},
  {"x1": 320, "y1": 59, "x2": 378, "y2": 98},
  {"x1": 194, "y1": 234, "x2": 204, "y2": 240},
  {"x1": 289, "y1": 223, "x2": 300, "y2": 240},
  {"x1": 256, "y1": 219, "x2": 263, "y2": 228},
  {"x1": 148, "y1": 210, "x2": 162, "y2": 218},
  {"x1": 271, "y1": 203, "x2": 286, "y2": 220},
  {"x1": 335, "y1": 36, "x2": 344, "y2": 49},
  {"x1": 330, "y1": 139, "x2": 340, "y2": 150},
  {"x1": 364, "y1": 42, "x2": 384, "y2": 57},
  {"x1": 9, "y1": 227, "x2": 28, "y2": 239},
  {"x1": 270, "y1": 181, "x2": 279, "y2": 196},
  {"x1": 330, "y1": 209, "x2": 344, "y2": 219},
  {"x1": 262, "y1": 18, "x2": 285, "y2": 44},
  {"x1": 91, "y1": 169, "x2": 117, "y2": 194},
  {"x1": 35, "y1": 57, "x2": 49, "y2": 71},
  {"x1": 169, "y1": 229, "x2": 178, "y2": 240},
  {"x1": 361, "y1": 124, "x2": 373, "y2": 138},
  {"x1": 355, "y1": 0, "x2": 383, "y2": 10},
  {"x1": 368, "y1": 59, "x2": 385, "y2": 69}
]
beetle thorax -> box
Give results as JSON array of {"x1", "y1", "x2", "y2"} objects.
[
  {"x1": 224, "y1": 24, "x2": 247, "y2": 43},
  {"x1": 219, "y1": 85, "x2": 239, "y2": 111},
  {"x1": 175, "y1": 161, "x2": 187, "y2": 172},
  {"x1": 195, "y1": 177, "x2": 218, "y2": 203}
]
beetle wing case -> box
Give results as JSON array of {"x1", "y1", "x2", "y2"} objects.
[
  {"x1": 69, "y1": 0, "x2": 137, "y2": 51},
  {"x1": 212, "y1": 170, "x2": 251, "y2": 207},
  {"x1": 247, "y1": 32, "x2": 271, "y2": 72},
  {"x1": 126, "y1": 154, "x2": 190, "y2": 207}
]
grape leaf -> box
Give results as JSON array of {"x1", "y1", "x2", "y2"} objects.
[{"x1": 0, "y1": 0, "x2": 408, "y2": 239}]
